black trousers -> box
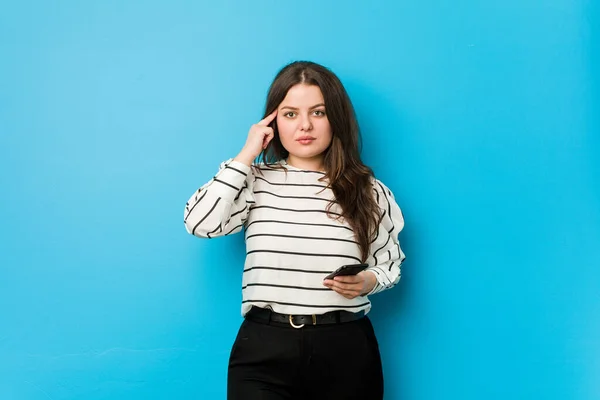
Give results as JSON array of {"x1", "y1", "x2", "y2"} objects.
[{"x1": 227, "y1": 311, "x2": 384, "y2": 400}]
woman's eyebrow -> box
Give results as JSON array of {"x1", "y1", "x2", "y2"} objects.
[{"x1": 280, "y1": 103, "x2": 326, "y2": 111}]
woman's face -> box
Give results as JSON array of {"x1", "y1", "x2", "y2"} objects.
[{"x1": 276, "y1": 84, "x2": 332, "y2": 167}]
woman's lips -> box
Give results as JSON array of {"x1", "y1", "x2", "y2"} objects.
[{"x1": 296, "y1": 136, "x2": 316, "y2": 145}]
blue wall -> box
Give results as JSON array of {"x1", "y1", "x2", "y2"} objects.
[{"x1": 1, "y1": 1, "x2": 598, "y2": 399}]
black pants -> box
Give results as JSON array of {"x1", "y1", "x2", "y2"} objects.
[{"x1": 227, "y1": 311, "x2": 384, "y2": 399}]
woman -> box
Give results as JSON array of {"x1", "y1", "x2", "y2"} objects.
[{"x1": 184, "y1": 61, "x2": 405, "y2": 399}]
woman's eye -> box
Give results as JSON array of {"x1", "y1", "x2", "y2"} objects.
[
  {"x1": 284, "y1": 112, "x2": 296, "y2": 118},
  {"x1": 313, "y1": 110, "x2": 326, "y2": 116}
]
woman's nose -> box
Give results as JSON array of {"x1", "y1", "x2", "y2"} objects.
[{"x1": 299, "y1": 114, "x2": 313, "y2": 131}]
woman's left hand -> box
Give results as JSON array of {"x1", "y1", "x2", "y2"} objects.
[{"x1": 323, "y1": 271, "x2": 377, "y2": 299}]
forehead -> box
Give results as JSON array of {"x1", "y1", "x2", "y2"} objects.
[{"x1": 280, "y1": 84, "x2": 324, "y2": 106}]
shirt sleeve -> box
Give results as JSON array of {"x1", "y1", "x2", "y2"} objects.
[
  {"x1": 364, "y1": 179, "x2": 406, "y2": 295},
  {"x1": 183, "y1": 158, "x2": 255, "y2": 238}
]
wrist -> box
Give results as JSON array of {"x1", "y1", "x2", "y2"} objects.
[
  {"x1": 234, "y1": 149, "x2": 257, "y2": 167},
  {"x1": 361, "y1": 270, "x2": 377, "y2": 295}
]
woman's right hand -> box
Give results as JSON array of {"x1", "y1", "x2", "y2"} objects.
[{"x1": 234, "y1": 110, "x2": 278, "y2": 166}]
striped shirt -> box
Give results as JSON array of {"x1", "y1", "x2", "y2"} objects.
[{"x1": 184, "y1": 158, "x2": 406, "y2": 316}]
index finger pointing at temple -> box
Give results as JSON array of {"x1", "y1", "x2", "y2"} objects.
[{"x1": 258, "y1": 109, "x2": 278, "y2": 126}]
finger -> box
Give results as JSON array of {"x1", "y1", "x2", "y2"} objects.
[
  {"x1": 330, "y1": 287, "x2": 361, "y2": 299},
  {"x1": 333, "y1": 275, "x2": 362, "y2": 284},
  {"x1": 329, "y1": 280, "x2": 360, "y2": 291},
  {"x1": 330, "y1": 286, "x2": 359, "y2": 298},
  {"x1": 262, "y1": 132, "x2": 274, "y2": 149},
  {"x1": 328, "y1": 281, "x2": 362, "y2": 293},
  {"x1": 258, "y1": 109, "x2": 278, "y2": 126}
]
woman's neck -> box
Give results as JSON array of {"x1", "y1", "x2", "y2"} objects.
[{"x1": 285, "y1": 155, "x2": 326, "y2": 172}]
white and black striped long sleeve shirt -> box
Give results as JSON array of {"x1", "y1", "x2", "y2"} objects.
[{"x1": 184, "y1": 158, "x2": 406, "y2": 316}]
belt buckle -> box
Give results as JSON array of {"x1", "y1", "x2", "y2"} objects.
[
  {"x1": 289, "y1": 315, "x2": 304, "y2": 329},
  {"x1": 288, "y1": 314, "x2": 317, "y2": 328}
]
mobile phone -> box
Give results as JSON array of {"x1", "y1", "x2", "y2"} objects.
[{"x1": 324, "y1": 263, "x2": 369, "y2": 280}]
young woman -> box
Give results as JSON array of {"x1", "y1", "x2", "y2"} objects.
[{"x1": 184, "y1": 61, "x2": 405, "y2": 400}]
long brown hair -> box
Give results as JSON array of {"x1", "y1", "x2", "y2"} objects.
[{"x1": 259, "y1": 61, "x2": 381, "y2": 262}]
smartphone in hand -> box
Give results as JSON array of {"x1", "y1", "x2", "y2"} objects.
[{"x1": 324, "y1": 263, "x2": 369, "y2": 280}]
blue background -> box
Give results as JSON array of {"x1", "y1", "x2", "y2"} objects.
[{"x1": 1, "y1": 1, "x2": 599, "y2": 399}]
